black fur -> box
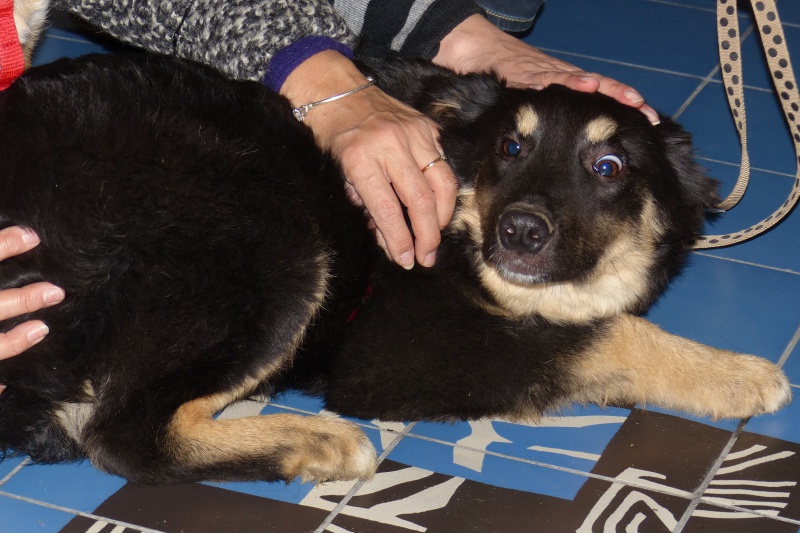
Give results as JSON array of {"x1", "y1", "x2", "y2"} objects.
[{"x1": 0, "y1": 53, "x2": 721, "y2": 483}]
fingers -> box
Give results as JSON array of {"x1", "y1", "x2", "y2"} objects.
[
  {"x1": 434, "y1": 16, "x2": 660, "y2": 125},
  {"x1": 530, "y1": 70, "x2": 660, "y2": 125},
  {"x1": 0, "y1": 225, "x2": 41, "y2": 261},
  {"x1": 0, "y1": 281, "x2": 65, "y2": 322},
  {"x1": 281, "y1": 51, "x2": 458, "y2": 269},
  {"x1": 0, "y1": 226, "x2": 65, "y2": 365},
  {"x1": 338, "y1": 125, "x2": 456, "y2": 269},
  {"x1": 386, "y1": 144, "x2": 456, "y2": 268},
  {"x1": 304, "y1": 88, "x2": 457, "y2": 269},
  {"x1": 0, "y1": 320, "x2": 50, "y2": 362}
]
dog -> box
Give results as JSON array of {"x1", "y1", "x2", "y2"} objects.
[{"x1": 0, "y1": 51, "x2": 791, "y2": 485}]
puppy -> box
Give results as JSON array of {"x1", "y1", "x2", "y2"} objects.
[{"x1": 0, "y1": 53, "x2": 790, "y2": 485}]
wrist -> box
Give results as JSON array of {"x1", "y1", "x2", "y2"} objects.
[
  {"x1": 280, "y1": 50, "x2": 376, "y2": 149},
  {"x1": 264, "y1": 36, "x2": 354, "y2": 93}
]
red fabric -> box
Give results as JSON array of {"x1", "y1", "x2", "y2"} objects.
[{"x1": 0, "y1": 0, "x2": 24, "y2": 91}]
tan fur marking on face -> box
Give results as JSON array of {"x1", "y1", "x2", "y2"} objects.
[
  {"x1": 585, "y1": 116, "x2": 617, "y2": 144},
  {"x1": 515, "y1": 105, "x2": 539, "y2": 137},
  {"x1": 451, "y1": 187, "x2": 481, "y2": 243},
  {"x1": 479, "y1": 196, "x2": 676, "y2": 323},
  {"x1": 479, "y1": 198, "x2": 667, "y2": 323},
  {"x1": 430, "y1": 99, "x2": 462, "y2": 121},
  {"x1": 566, "y1": 315, "x2": 792, "y2": 419}
]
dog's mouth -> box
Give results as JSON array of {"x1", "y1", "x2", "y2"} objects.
[{"x1": 484, "y1": 206, "x2": 556, "y2": 285}]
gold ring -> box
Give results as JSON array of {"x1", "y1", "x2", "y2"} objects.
[{"x1": 421, "y1": 154, "x2": 447, "y2": 173}]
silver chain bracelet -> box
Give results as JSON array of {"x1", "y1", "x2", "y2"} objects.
[{"x1": 292, "y1": 76, "x2": 377, "y2": 122}]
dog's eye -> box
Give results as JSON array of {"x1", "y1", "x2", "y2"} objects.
[
  {"x1": 593, "y1": 154, "x2": 625, "y2": 178},
  {"x1": 501, "y1": 139, "x2": 522, "y2": 157}
]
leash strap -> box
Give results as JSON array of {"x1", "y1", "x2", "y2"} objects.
[
  {"x1": 693, "y1": 0, "x2": 800, "y2": 249},
  {"x1": 0, "y1": 0, "x2": 24, "y2": 91}
]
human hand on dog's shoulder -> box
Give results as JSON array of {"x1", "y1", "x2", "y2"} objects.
[
  {"x1": 280, "y1": 50, "x2": 458, "y2": 270},
  {"x1": 0, "y1": 226, "x2": 65, "y2": 369},
  {"x1": 434, "y1": 14, "x2": 661, "y2": 125}
]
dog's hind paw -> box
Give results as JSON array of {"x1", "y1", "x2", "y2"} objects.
[{"x1": 282, "y1": 415, "x2": 378, "y2": 483}]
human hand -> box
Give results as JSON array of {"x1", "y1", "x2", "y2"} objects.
[
  {"x1": 434, "y1": 14, "x2": 660, "y2": 125},
  {"x1": 281, "y1": 51, "x2": 458, "y2": 269},
  {"x1": 0, "y1": 226, "x2": 64, "y2": 365}
]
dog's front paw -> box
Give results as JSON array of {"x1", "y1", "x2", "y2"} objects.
[
  {"x1": 705, "y1": 354, "x2": 792, "y2": 419},
  {"x1": 281, "y1": 415, "x2": 378, "y2": 483}
]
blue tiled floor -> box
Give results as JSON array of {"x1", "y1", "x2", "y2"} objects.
[{"x1": 1, "y1": 1, "x2": 799, "y2": 532}]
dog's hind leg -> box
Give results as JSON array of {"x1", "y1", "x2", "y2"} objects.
[
  {"x1": 0, "y1": 387, "x2": 83, "y2": 463},
  {"x1": 78, "y1": 247, "x2": 376, "y2": 484},
  {"x1": 82, "y1": 382, "x2": 377, "y2": 484},
  {"x1": 566, "y1": 314, "x2": 792, "y2": 419},
  {"x1": 165, "y1": 390, "x2": 377, "y2": 483}
]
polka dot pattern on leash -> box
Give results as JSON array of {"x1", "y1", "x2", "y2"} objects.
[{"x1": 692, "y1": 0, "x2": 800, "y2": 249}]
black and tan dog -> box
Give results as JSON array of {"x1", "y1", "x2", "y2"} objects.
[{"x1": 0, "y1": 51, "x2": 791, "y2": 485}]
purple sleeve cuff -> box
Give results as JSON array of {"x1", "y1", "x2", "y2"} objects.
[{"x1": 264, "y1": 36, "x2": 354, "y2": 93}]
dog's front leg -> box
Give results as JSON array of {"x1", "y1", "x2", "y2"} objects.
[{"x1": 567, "y1": 314, "x2": 792, "y2": 419}]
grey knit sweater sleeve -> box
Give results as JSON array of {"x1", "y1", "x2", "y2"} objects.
[
  {"x1": 52, "y1": 0, "x2": 483, "y2": 82},
  {"x1": 51, "y1": 0, "x2": 358, "y2": 81}
]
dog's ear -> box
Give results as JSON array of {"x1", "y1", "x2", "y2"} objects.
[
  {"x1": 361, "y1": 57, "x2": 504, "y2": 127},
  {"x1": 657, "y1": 118, "x2": 721, "y2": 210}
]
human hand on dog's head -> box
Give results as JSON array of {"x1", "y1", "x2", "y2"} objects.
[
  {"x1": 0, "y1": 226, "x2": 65, "y2": 391},
  {"x1": 433, "y1": 14, "x2": 661, "y2": 126},
  {"x1": 280, "y1": 50, "x2": 458, "y2": 270}
]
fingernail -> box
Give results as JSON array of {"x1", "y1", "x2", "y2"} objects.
[
  {"x1": 579, "y1": 75, "x2": 599, "y2": 84},
  {"x1": 530, "y1": 84, "x2": 545, "y2": 90},
  {"x1": 422, "y1": 252, "x2": 437, "y2": 268},
  {"x1": 624, "y1": 89, "x2": 645, "y2": 104},
  {"x1": 399, "y1": 251, "x2": 415, "y2": 270},
  {"x1": 21, "y1": 228, "x2": 40, "y2": 246},
  {"x1": 27, "y1": 324, "x2": 49, "y2": 344},
  {"x1": 642, "y1": 108, "x2": 661, "y2": 125},
  {"x1": 43, "y1": 287, "x2": 65, "y2": 305}
]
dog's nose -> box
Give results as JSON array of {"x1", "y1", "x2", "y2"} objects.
[{"x1": 498, "y1": 209, "x2": 553, "y2": 254}]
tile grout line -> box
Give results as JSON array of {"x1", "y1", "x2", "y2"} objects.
[
  {"x1": 313, "y1": 422, "x2": 417, "y2": 533},
  {"x1": 46, "y1": 33, "x2": 97, "y2": 46},
  {"x1": 0, "y1": 457, "x2": 29, "y2": 487},
  {"x1": 671, "y1": 23, "x2": 757, "y2": 121},
  {"x1": 696, "y1": 155, "x2": 798, "y2": 179},
  {"x1": 394, "y1": 429, "x2": 701, "y2": 501},
  {"x1": 692, "y1": 251, "x2": 800, "y2": 276},
  {"x1": 676, "y1": 318, "x2": 800, "y2": 531},
  {"x1": 0, "y1": 490, "x2": 166, "y2": 533},
  {"x1": 776, "y1": 323, "x2": 800, "y2": 369},
  {"x1": 673, "y1": 419, "x2": 747, "y2": 532},
  {"x1": 538, "y1": 47, "x2": 716, "y2": 82},
  {"x1": 642, "y1": 0, "x2": 715, "y2": 13}
]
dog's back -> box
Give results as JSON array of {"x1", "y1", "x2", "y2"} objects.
[{"x1": 0, "y1": 54, "x2": 378, "y2": 482}]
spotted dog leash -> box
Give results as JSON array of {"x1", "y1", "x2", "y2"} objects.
[
  {"x1": 693, "y1": 0, "x2": 800, "y2": 249},
  {"x1": 0, "y1": 0, "x2": 24, "y2": 91}
]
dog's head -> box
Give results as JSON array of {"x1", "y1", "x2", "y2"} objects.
[{"x1": 373, "y1": 59, "x2": 720, "y2": 324}]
